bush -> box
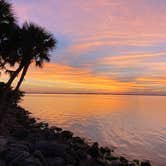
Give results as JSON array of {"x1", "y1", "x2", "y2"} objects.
[{"x1": 0, "y1": 82, "x2": 24, "y2": 105}]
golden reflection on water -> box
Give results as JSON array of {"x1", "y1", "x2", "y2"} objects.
[{"x1": 21, "y1": 94, "x2": 166, "y2": 166}]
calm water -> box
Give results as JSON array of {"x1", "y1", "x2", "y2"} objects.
[{"x1": 20, "y1": 94, "x2": 166, "y2": 166}]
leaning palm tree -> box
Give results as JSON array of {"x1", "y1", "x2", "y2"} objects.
[
  {"x1": 12, "y1": 22, "x2": 56, "y2": 91},
  {"x1": 0, "y1": 0, "x2": 19, "y2": 122}
]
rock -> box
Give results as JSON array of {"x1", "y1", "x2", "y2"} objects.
[
  {"x1": 129, "y1": 161, "x2": 137, "y2": 166},
  {"x1": 0, "y1": 160, "x2": 6, "y2": 166},
  {"x1": 36, "y1": 141, "x2": 67, "y2": 157},
  {"x1": 11, "y1": 127, "x2": 29, "y2": 139},
  {"x1": 109, "y1": 156, "x2": 119, "y2": 161},
  {"x1": 110, "y1": 159, "x2": 121, "y2": 166},
  {"x1": 120, "y1": 156, "x2": 128, "y2": 164},
  {"x1": 61, "y1": 130, "x2": 73, "y2": 139},
  {"x1": 50, "y1": 126, "x2": 62, "y2": 132},
  {"x1": 19, "y1": 156, "x2": 48, "y2": 166},
  {"x1": 88, "y1": 142, "x2": 99, "y2": 158},
  {"x1": 33, "y1": 122, "x2": 44, "y2": 128},
  {"x1": 72, "y1": 137, "x2": 84, "y2": 144},
  {"x1": 65, "y1": 153, "x2": 77, "y2": 165},
  {"x1": 26, "y1": 117, "x2": 36, "y2": 125},
  {"x1": 47, "y1": 157, "x2": 65, "y2": 166},
  {"x1": 0, "y1": 136, "x2": 8, "y2": 153},
  {"x1": 7, "y1": 151, "x2": 30, "y2": 166},
  {"x1": 33, "y1": 150, "x2": 48, "y2": 166},
  {"x1": 3, "y1": 142, "x2": 33, "y2": 164},
  {"x1": 0, "y1": 136, "x2": 8, "y2": 145},
  {"x1": 100, "y1": 146, "x2": 111, "y2": 155},
  {"x1": 9, "y1": 143, "x2": 31, "y2": 152},
  {"x1": 141, "y1": 160, "x2": 151, "y2": 166},
  {"x1": 77, "y1": 149, "x2": 87, "y2": 160},
  {"x1": 42, "y1": 128, "x2": 56, "y2": 140},
  {"x1": 33, "y1": 122, "x2": 48, "y2": 129},
  {"x1": 4, "y1": 143, "x2": 48, "y2": 166},
  {"x1": 133, "y1": 159, "x2": 139, "y2": 165},
  {"x1": 79, "y1": 159, "x2": 101, "y2": 166}
]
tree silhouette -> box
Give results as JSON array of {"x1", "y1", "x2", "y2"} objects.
[
  {"x1": 10, "y1": 22, "x2": 56, "y2": 90},
  {"x1": 0, "y1": 1, "x2": 56, "y2": 123},
  {"x1": 0, "y1": 0, "x2": 19, "y2": 71},
  {"x1": 0, "y1": 1, "x2": 56, "y2": 91}
]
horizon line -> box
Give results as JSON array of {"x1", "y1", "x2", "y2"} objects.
[{"x1": 25, "y1": 92, "x2": 166, "y2": 97}]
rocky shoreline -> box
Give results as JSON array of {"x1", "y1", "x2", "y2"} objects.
[{"x1": 0, "y1": 104, "x2": 151, "y2": 166}]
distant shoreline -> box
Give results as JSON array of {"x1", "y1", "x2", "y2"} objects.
[{"x1": 25, "y1": 92, "x2": 166, "y2": 97}]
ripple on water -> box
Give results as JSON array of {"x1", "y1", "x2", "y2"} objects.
[{"x1": 21, "y1": 94, "x2": 166, "y2": 166}]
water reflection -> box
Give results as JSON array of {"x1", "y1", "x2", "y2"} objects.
[{"x1": 21, "y1": 94, "x2": 166, "y2": 166}]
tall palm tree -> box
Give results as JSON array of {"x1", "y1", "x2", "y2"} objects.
[
  {"x1": 12, "y1": 22, "x2": 56, "y2": 90},
  {"x1": 0, "y1": 0, "x2": 19, "y2": 72},
  {"x1": 0, "y1": 0, "x2": 19, "y2": 122}
]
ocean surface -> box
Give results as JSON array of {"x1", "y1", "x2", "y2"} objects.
[{"x1": 20, "y1": 94, "x2": 166, "y2": 166}]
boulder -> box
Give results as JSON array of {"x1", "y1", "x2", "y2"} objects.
[
  {"x1": 0, "y1": 136, "x2": 8, "y2": 153},
  {"x1": 11, "y1": 127, "x2": 29, "y2": 139},
  {"x1": 47, "y1": 157, "x2": 65, "y2": 166},
  {"x1": 6, "y1": 151, "x2": 30, "y2": 165},
  {"x1": 88, "y1": 142, "x2": 99, "y2": 158},
  {"x1": 61, "y1": 131, "x2": 73, "y2": 139},
  {"x1": 50, "y1": 126, "x2": 62, "y2": 132},
  {"x1": 141, "y1": 160, "x2": 151, "y2": 166},
  {"x1": 36, "y1": 141, "x2": 67, "y2": 157},
  {"x1": 110, "y1": 159, "x2": 121, "y2": 166}
]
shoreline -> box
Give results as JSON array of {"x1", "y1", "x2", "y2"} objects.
[{"x1": 0, "y1": 103, "x2": 151, "y2": 166}]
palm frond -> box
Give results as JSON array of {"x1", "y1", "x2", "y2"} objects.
[{"x1": 20, "y1": 22, "x2": 56, "y2": 68}]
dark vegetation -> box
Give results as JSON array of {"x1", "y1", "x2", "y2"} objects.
[{"x1": 0, "y1": 1, "x2": 151, "y2": 165}]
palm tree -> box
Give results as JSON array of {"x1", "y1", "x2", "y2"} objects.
[
  {"x1": 0, "y1": 0, "x2": 19, "y2": 122},
  {"x1": 12, "y1": 22, "x2": 56, "y2": 91},
  {"x1": 0, "y1": 0, "x2": 19, "y2": 72},
  {"x1": 0, "y1": 0, "x2": 15, "y2": 24}
]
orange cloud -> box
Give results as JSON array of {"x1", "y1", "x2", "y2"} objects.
[
  {"x1": 1, "y1": 61, "x2": 165, "y2": 94},
  {"x1": 22, "y1": 63, "x2": 135, "y2": 93}
]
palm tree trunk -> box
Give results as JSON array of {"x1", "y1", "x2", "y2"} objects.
[
  {"x1": 15, "y1": 63, "x2": 29, "y2": 91},
  {"x1": 6, "y1": 63, "x2": 24, "y2": 87}
]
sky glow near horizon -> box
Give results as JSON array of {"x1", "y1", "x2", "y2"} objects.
[{"x1": 3, "y1": 0, "x2": 166, "y2": 94}]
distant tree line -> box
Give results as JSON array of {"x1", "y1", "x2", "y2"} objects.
[{"x1": 0, "y1": 0, "x2": 56, "y2": 91}]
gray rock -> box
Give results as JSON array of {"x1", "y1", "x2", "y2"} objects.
[
  {"x1": 0, "y1": 136, "x2": 8, "y2": 153},
  {"x1": 47, "y1": 157, "x2": 65, "y2": 166},
  {"x1": 61, "y1": 131, "x2": 73, "y2": 139},
  {"x1": 79, "y1": 159, "x2": 101, "y2": 166},
  {"x1": 50, "y1": 126, "x2": 62, "y2": 132},
  {"x1": 7, "y1": 151, "x2": 30, "y2": 166},
  {"x1": 11, "y1": 128, "x2": 29, "y2": 139},
  {"x1": 33, "y1": 150, "x2": 48, "y2": 166},
  {"x1": 65, "y1": 153, "x2": 77, "y2": 165},
  {"x1": 141, "y1": 160, "x2": 151, "y2": 166},
  {"x1": 41, "y1": 128, "x2": 55, "y2": 140},
  {"x1": 9, "y1": 143, "x2": 31, "y2": 152},
  {"x1": 110, "y1": 159, "x2": 121, "y2": 166},
  {"x1": 0, "y1": 160, "x2": 6, "y2": 166},
  {"x1": 36, "y1": 141, "x2": 67, "y2": 157}
]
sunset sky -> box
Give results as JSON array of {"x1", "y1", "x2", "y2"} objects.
[{"x1": 2, "y1": 0, "x2": 166, "y2": 94}]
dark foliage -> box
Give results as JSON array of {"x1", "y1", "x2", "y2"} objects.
[
  {"x1": 0, "y1": 0, "x2": 19, "y2": 70},
  {"x1": 0, "y1": 82, "x2": 24, "y2": 105}
]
